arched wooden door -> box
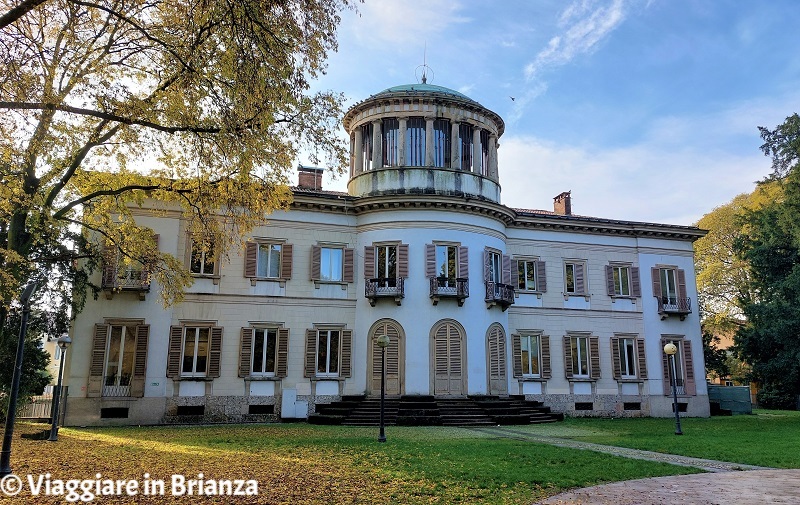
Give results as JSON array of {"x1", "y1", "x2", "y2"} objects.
[
  {"x1": 431, "y1": 320, "x2": 466, "y2": 396},
  {"x1": 369, "y1": 320, "x2": 403, "y2": 396},
  {"x1": 486, "y1": 324, "x2": 508, "y2": 395}
]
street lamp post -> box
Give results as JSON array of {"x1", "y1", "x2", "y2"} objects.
[
  {"x1": 663, "y1": 343, "x2": 683, "y2": 435},
  {"x1": 0, "y1": 282, "x2": 38, "y2": 477},
  {"x1": 48, "y1": 334, "x2": 72, "y2": 442},
  {"x1": 375, "y1": 334, "x2": 390, "y2": 443}
]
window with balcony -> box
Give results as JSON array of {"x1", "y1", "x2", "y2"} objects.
[
  {"x1": 406, "y1": 117, "x2": 426, "y2": 166},
  {"x1": 364, "y1": 243, "x2": 408, "y2": 305},
  {"x1": 88, "y1": 321, "x2": 149, "y2": 398},
  {"x1": 101, "y1": 238, "x2": 157, "y2": 297},
  {"x1": 484, "y1": 249, "x2": 514, "y2": 309},
  {"x1": 426, "y1": 243, "x2": 469, "y2": 305},
  {"x1": 304, "y1": 327, "x2": 353, "y2": 379},
  {"x1": 652, "y1": 266, "x2": 691, "y2": 318}
]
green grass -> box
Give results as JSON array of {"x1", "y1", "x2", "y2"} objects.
[{"x1": 526, "y1": 409, "x2": 800, "y2": 469}]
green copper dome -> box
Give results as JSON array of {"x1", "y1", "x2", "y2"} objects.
[{"x1": 372, "y1": 83, "x2": 478, "y2": 103}]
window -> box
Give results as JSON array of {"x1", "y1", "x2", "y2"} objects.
[
  {"x1": 435, "y1": 244, "x2": 457, "y2": 283},
  {"x1": 190, "y1": 238, "x2": 216, "y2": 275},
  {"x1": 652, "y1": 267, "x2": 689, "y2": 316},
  {"x1": 252, "y1": 328, "x2": 277, "y2": 376},
  {"x1": 405, "y1": 117, "x2": 425, "y2": 166},
  {"x1": 660, "y1": 268, "x2": 678, "y2": 304},
  {"x1": 376, "y1": 245, "x2": 397, "y2": 281},
  {"x1": 664, "y1": 338, "x2": 685, "y2": 389},
  {"x1": 312, "y1": 245, "x2": 354, "y2": 284},
  {"x1": 105, "y1": 323, "x2": 137, "y2": 389},
  {"x1": 458, "y1": 123, "x2": 473, "y2": 170},
  {"x1": 613, "y1": 265, "x2": 630, "y2": 296},
  {"x1": 517, "y1": 260, "x2": 537, "y2": 291},
  {"x1": 321, "y1": 247, "x2": 343, "y2": 281},
  {"x1": 571, "y1": 336, "x2": 590, "y2": 377},
  {"x1": 520, "y1": 334, "x2": 540, "y2": 377},
  {"x1": 89, "y1": 322, "x2": 149, "y2": 398},
  {"x1": 245, "y1": 241, "x2": 292, "y2": 281},
  {"x1": 316, "y1": 329, "x2": 340, "y2": 376},
  {"x1": 480, "y1": 129, "x2": 490, "y2": 176},
  {"x1": 605, "y1": 264, "x2": 641, "y2": 297},
  {"x1": 433, "y1": 119, "x2": 451, "y2": 167},
  {"x1": 361, "y1": 123, "x2": 373, "y2": 172},
  {"x1": 382, "y1": 118, "x2": 399, "y2": 167},
  {"x1": 488, "y1": 251, "x2": 502, "y2": 284},
  {"x1": 618, "y1": 337, "x2": 636, "y2": 378},
  {"x1": 257, "y1": 243, "x2": 282, "y2": 278},
  {"x1": 182, "y1": 327, "x2": 210, "y2": 377},
  {"x1": 564, "y1": 261, "x2": 586, "y2": 295},
  {"x1": 564, "y1": 334, "x2": 599, "y2": 379},
  {"x1": 304, "y1": 327, "x2": 352, "y2": 379}
]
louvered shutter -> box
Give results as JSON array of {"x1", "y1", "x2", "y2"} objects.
[
  {"x1": 536, "y1": 260, "x2": 547, "y2": 292},
  {"x1": 611, "y1": 338, "x2": 621, "y2": 379},
  {"x1": 304, "y1": 329, "x2": 316, "y2": 377},
  {"x1": 244, "y1": 242, "x2": 258, "y2": 277},
  {"x1": 483, "y1": 250, "x2": 491, "y2": 281},
  {"x1": 239, "y1": 328, "x2": 253, "y2": 378},
  {"x1": 511, "y1": 333, "x2": 522, "y2": 378},
  {"x1": 541, "y1": 335, "x2": 551, "y2": 378},
  {"x1": 683, "y1": 340, "x2": 696, "y2": 395},
  {"x1": 589, "y1": 336, "x2": 600, "y2": 379},
  {"x1": 605, "y1": 265, "x2": 615, "y2": 296},
  {"x1": 661, "y1": 338, "x2": 671, "y2": 395},
  {"x1": 311, "y1": 245, "x2": 321, "y2": 281},
  {"x1": 208, "y1": 327, "x2": 222, "y2": 378},
  {"x1": 502, "y1": 255, "x2": 512, "y2": 285},
  {"x1": 458, "y1": 246, "x2": 469, "y2": 278},
  {"x1": 364, "y1": 246, "x2": 375, "y2": 278},
  {"x1": 563, "y1": 336, "x2": 574, "y2": 378},
  {"x1": 636, "y1": 338, "x2": 648, "y2": 379},
  {"x1": 652, "y1": 267, "x2": 662, "y2": 297},
  {"x1": 340, "y1": 329, "x2": 353, "y2": 378},
  {"x1": 575, "y1": 263, "x2": 586, "y2": 294},
  {"x1": 677, "y1": 269, "x2": 688, "y2": 302},
  {"x1": 131, "y1": 324, "x2": 149, "y2": 397},
  {"x1": 449, "y1": 324, "x2": 461, "y2": 376},
  {"x1": 101, "y1": 244, "x2": 118, "y2": 287},
  {"x1": 631, "y1": 267, "x2": 641, "y2": 297},
  {"x1": 281, "y1": 244, "x2": 293, "y2": 280},
  {"x1": 425, "y1": 244, "x2": 436, "y2": 278},
  {"x1": 276, "y1": 328, "x2": 289, "y2": 378},
  {"x1": 514, "y1": 261, "x2": 522, "y2": 289},
  {"x1": 88, "y1": 324, "x2": 108, "y2": 397},
  {"x1": 398, "y1": 244, "x2": 409, "y2": 278},
  {"x1": 343, "y1": 248, "x2": 355, "y2": 283},
  {"x1": 166, "y1": 326, "x2": 183, "y2": 378}
]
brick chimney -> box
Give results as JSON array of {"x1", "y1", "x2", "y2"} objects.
[
  {"x1": 297, "y1": 164, "x2": 324, "y2": 190},
  {"x1": 553, "y1": 191, "x2": 572, "y2": 216}
]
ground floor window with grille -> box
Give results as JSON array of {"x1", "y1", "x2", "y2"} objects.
[{"x1": 104, "y1": 323, "x2": 137, "y2": 395}]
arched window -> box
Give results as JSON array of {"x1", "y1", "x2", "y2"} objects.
[
  {"x1": 433, "y1": 119, "x2": 450, "y2": 168},
  {"x1": 382, "y1": 118, "x2": 399, "y2": 167},
  {"x1": 405, "y1": 117, "x2": 426, "y2": 166},
  {"x1": 361, "y1": 123, "x2": 373, "y2": 172},
  {"x1": 458, "y1": 123, "x2": 473, "y2": 171}
]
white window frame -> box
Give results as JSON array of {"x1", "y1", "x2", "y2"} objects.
[
  {"x1": 660, "y1": 268, "x2": 679, "y2": 304},
  {"x1": 517, "y1": 259, "x2": 538, "y2": 291},
  {"x1": 375, "y1": 244, "x2": 397, "y2": 281},
  {"x1": 189, "y1": 239, "x2": 216, "y2": 276},
  {"x1": 520, "y1": 333, "x2": 541, "y2": 378},
  {"x1": 665, "y1": 337, "x2": 685, "y2": 389},
  {"x1": 316, "y1": 328, "x2": 341, "y2": 378},
  {"x1": 564, "y1": 262, "x2": 579, "y2": 294},
  {"x1": 257, "y1": 243, "x2": 282, "y2": 279},
  {"x1": 488, "y1": 250, "x2": 502, "y2": 284},
  {"x1": 435, "y1": 244, "x2": 458, "y2": 284},
  {"x1": 611, "y1": 265, "x2": 631, "y2": 297},
  {"x1": 571, "y1": 335, "x2": 590, "y2": 378},
  {"x1": 181, "y1": 326, "x2": 210, "y2": 378},
  {"x1": 618, "y1": 337, "x2": 637, "y2": 378},
  {"x1": 251, "y1": 327, "x2": 278, "y2": 377},
  {"x1": 104, "y1": 323, "x2": 137, "y2": 388},
  {"x1": 320, "y1": 247, "x2": 344, "y2": 282}
]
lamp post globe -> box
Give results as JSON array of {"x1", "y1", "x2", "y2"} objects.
[
  {"x1": 376, "y1": 335, "x2": 390, "y2": 443},
  {"x1": 663, "y1": 342, "x2": 677, "y2": 356},
  {"x1": 48, "y1": 334, "x2": 72, "y2": 441},
  {"x1": 663, "y1": 342, "x2": 683, "y2": 435}
]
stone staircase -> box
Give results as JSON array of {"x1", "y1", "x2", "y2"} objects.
[{"x1": 308, "y1": 395, "x2": 563, "y2": 426}]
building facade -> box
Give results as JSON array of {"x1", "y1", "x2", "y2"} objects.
[{"x1": 64, "y1": 83, "x2": 709, "y2": 426}]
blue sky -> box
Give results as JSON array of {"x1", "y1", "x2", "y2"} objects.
[{"x1": 309, "y1": 0, "x2": 800, "y2": 225}]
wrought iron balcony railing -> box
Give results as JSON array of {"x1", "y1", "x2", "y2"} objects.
[
  {"x1": 365, "y1": 277, "x2": 405, "y2": 306},
  {"x1": 485, "y1": 281, "x2": 515, "y2": 310},
  {"x1": 102, "y1": 268, "x2": 150, "y2": 292},
  {"x1": 656, "y1": 296, "x2": 692, "y2": 320},
  {"x1": 429, "y1": 277, "x2": 469, "y2": 306}
]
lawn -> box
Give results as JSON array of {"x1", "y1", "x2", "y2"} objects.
[{"x1": 5, "y1": 422, "x2": 696, "y2": 504}]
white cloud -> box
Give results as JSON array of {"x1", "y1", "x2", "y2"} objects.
[{"x1": 353, "y1": 0, "x2": 470, "y2": 45}]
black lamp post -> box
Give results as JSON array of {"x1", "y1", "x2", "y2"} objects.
[
  {"x1": 48, "y1": 334, "x2": 72, "y2": 442},
  {"x1": 663, "y1": 342, "x2": 683, "y2": 435},
  {"x1": 1, "y1": 282, "x2": 38, "y2": 477},
  {"x1": 375, "y1": 334, "x2": 390, "y2": 443}
]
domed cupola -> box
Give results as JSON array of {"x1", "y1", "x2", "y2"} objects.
[{"x1": 343, "y1": 80, "x2": 505, "y2": 203}]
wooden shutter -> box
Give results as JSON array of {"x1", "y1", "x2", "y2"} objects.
[
  {"x1": 651, "y1": 267, "x2": 662, "y2": 297},
  {"x1": 514, "y1": 260, "x2": 522, "y2": 289},
  {"x1": 101, "y1": 243, "x2": 117, "y2": 287},
  {"x1": 483, "y1": 250, "x2": 491, "y2": 281},
  {"x1": 589, "y1": 336, "x2": 600, "y2": 379},
  {"x1": 563, "y1": 336, "x2": 573, "y2": 378},
  {"x1": 239, "y1": 328, "x2": 253, "y2": 378},
  {"x1": 536, "y1": 260, "x2": 547, "y2": 292},
  {"x1": 398, "y1": 244, "x2": 409, "y2": 278},
  {"x1": 310, "y1": 245, "x2": 321, "y2": 280},
  {"x1": 605, "y1": 265, "x2": 615, "y2": 296},
  {"x1": 208, "y1": 327, "x2": 223, "y2": 378},
  {"x1": 502, "y1": 254, "x2": 512, "y2": 285},
  {"x1": 631, "y1": 267, "x2": 641, "y2": 297},
  {"x1": 166, "y1": 326, "x2": 183, "y2": 378},
  {"x1": 677, "y1": 269, "x2": 688, "y2": 301},
  {"x1": 244, "y1": 242, "x2": 258, "y2": 277},
  {"x1": 304, "y1": 329, "x2": 316, "y2": 378},
  {"x1": 343, "y1": 248, "x2": 355, "y2": 283},
  {"x1": 511, "y1": 333, "x2": 522, "y2": 378},
  {"x1": 340, "y1": 329, "x2": 353, "y2": 378},
  {"x1": 611, "y1": 337, "x2": 621, "y2": 379},
  {"x1": 449, "y1": 324, "x2": 462, "y2": 376},
  {"x1": 661, "y1": 338, "x2": 671, "y2": 395},
  {"x1": 575, "y1": 263, "x2": 586, "y2": 294},
  {"x1": 276, "y1": 328, "x2": 289, "y2": 378},
  {"x1": 458, "y1": 246, "x2": 469, "y2": 278},
  {"x1": 637, "y1": 338, "x2": 648, "y2": 379},
  {"x1": 364, "y1": 245, "x2": 375, "y2": 278},
  {"x1": 88, "y1": 324, "x2": 108, "y2": 397},
  {"x1": 541, "y1": 335, "x2": 551, "y2": 379},
  {"x1": 683, "y1": 339, "x2": 696, "y2": 395},
  {"x1": 131, "y1": 324, "x2": 149, "y2": 397},
  {"x1": 425, "y1": 244, "x2": 436, "y2": 277},
  {"x1": 281, "y1": 244, "x2": 293, "y2": 280}
]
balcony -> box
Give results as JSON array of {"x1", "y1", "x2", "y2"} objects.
[
  {"x1": 485, "y1": 281, "x2": 515, "y2": 311},
  {"x1": 656, "y1": 296, "x2": 692, "y2": 320},
  {"x1": 365, "y1": 277, "x2": 405, "y2": 306},
  {"x1": 430, "y1": 277, "x2": 469, "y2": 306},
  {"x1": 103, "y1": 267, "x2": 150, "y2": 300}
]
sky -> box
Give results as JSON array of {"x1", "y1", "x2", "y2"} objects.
[{"x1": 306, "y1": 0, "x2": 800, "y2": 226}]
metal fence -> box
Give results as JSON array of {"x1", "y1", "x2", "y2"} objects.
[{"x1": 18, "y1": 386, "x2": 68, "y2": 423}]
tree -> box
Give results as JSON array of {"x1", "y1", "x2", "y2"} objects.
[
  {"x1": 735, "y1": 113, "x2": 800, "y2": 409},
  {"x1": 0, "y1": 0, "x2": 354, "y2": 332},
  {"x1": 702, "y1": 331, "x2": 730, "y2": 382},
  {"x1": 0, "y1": 310, "x2": 53, "y2": 421}
]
